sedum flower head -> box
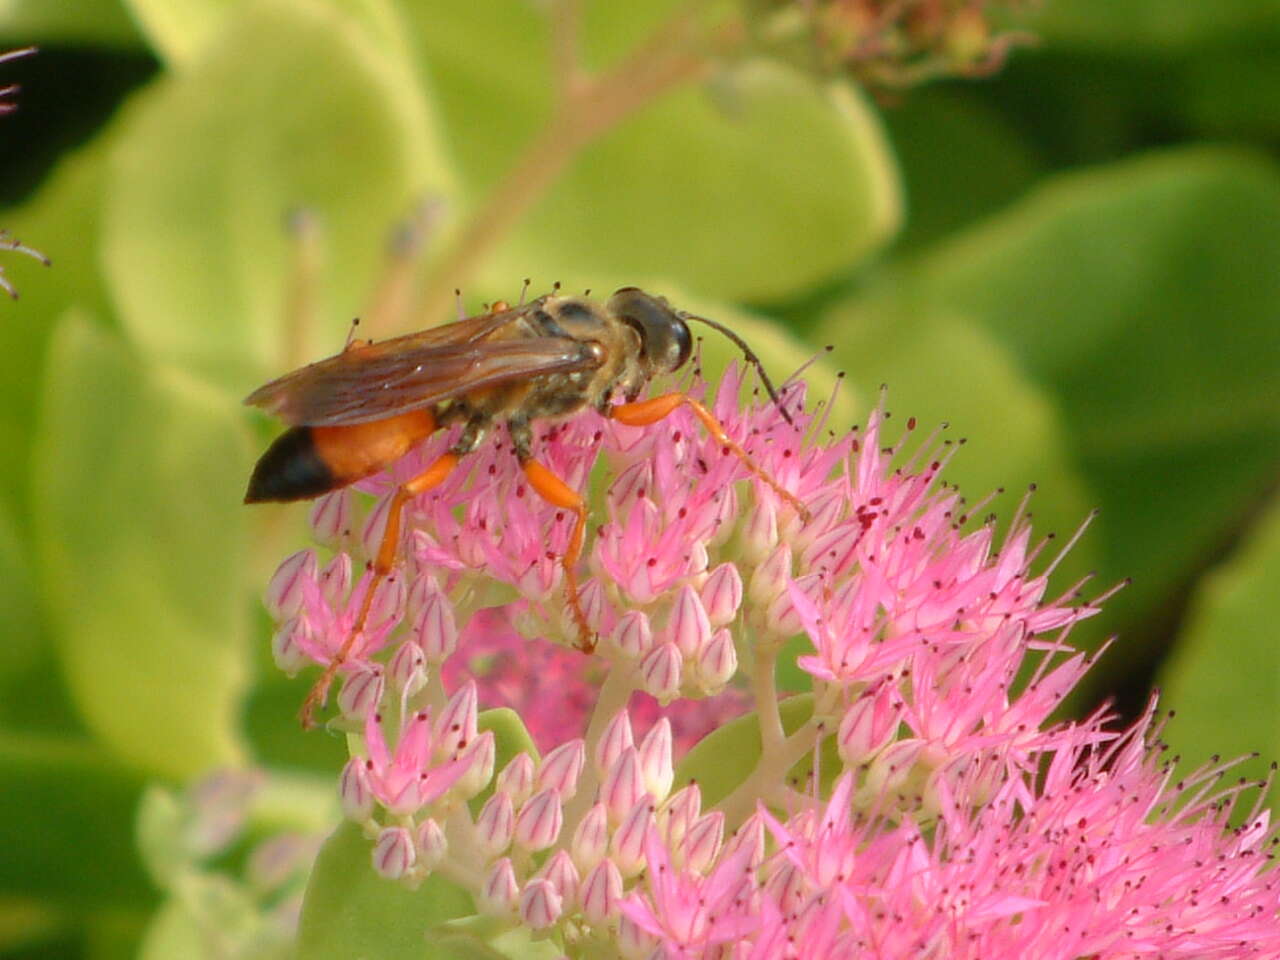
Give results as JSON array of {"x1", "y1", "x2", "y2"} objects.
[{"x1": 263, "y1": 366, "x2": 1280, "y2": 956}]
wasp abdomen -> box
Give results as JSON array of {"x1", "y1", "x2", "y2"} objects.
[
  {"x1": 244, "y1": 408, "x2": 437, "y2": 504},
  {"x1": 244, "y1": 427, "x2": 337, "y2": 503}
]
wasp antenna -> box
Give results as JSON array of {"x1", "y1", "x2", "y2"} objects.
[{"x1": 684, "y1": 314, "x2": 796, "y2": 427}]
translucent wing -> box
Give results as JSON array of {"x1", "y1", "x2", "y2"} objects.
[{"x1": 245, "y1": 305, "x2": 598, "y2": 426}]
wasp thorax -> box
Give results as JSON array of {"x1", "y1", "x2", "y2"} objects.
[{"x1": 608, "y1": 287, "x2": 692, "y2": 375}]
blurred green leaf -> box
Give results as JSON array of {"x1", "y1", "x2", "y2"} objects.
[
  {"x1": 0, "y1": 137, "x2": 114, "y2": 526},
  {"x1": 297, "y1": 820, "x2": 473, "y2": 960},
  {"x1": 887, "y1": 147, "x2": 1280, "y2": 646},
  {"x1": 121, "y1": 0, "x2": 240, "y2": 66},
  {"x1": 34, "y1": 312, "x2": 252, "y2": 778},
  {"x1": 0, "y1": 0, "x2": 143, "y2": 48},
  {"x1": 103, "y1": 0, "x2": 454, "y2": 394},
  {"x1": 0, "y1": 729, "x2": 151, "y2": 905},
  {"x1": 1160, "y1": 496, "x2": 1280, "y2": 810},
  {"x1": 1033, "y1": 0, "x2": 1280, "y2": 52},
  {"x1": 0, "y1": 501, "x2": 40, "y2": 685},
  {"x1": 412, "y1": 0, "x2": 901, "y2": 303}
]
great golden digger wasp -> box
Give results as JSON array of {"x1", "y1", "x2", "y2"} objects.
[{"x1": 245, "y1": 286, "x2": 808, "y2": 725}]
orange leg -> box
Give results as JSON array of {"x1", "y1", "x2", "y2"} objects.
[
  {"x1": 522, "y1": 459, "x2": 593, "y2": 651},
  {"x1": 299, "y1": 452, "x2": 460, "y2": 727},
  {"x1": 611, "y1": 392, "x2": 811, "y2": 524}
]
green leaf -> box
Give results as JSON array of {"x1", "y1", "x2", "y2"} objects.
[
  {"x1": 1032, "y1": 0, "x2": 1280, "y2": 52},
  {"x1": 0, "y1": 0, "x2": 143, "y2": 48},
  {"x1": 121, "y1": 0, "x2": 241, "y2": 66},
  {"x1": 103, "y1": 0, "x2": 454, "y2": 394},
  {"x1": 297, "y1": 820, "x2": 473, "y2": 960},
  {"x1": 0, "y1": 729, "x2": 151, "y2": 905},
  {"x1": 893, "y1": 147, "x2": 1280, "y2": 646},
  {"x1": 675, "y1": 694, "x2": 812, "y2": 807},
  {"x1": 1160, "y1": 497, "x2": 1280, "y2": 811},
  {"x1": 33, "y1": 312, "x2": 252, "y2": 779},
  {"x1": 411, "y1": 0, "x2": 901, "y2": 303}
]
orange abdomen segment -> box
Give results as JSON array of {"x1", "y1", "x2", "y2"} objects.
[{"x1": 245, "y1": 409, "x2": 436, "y2": 503}]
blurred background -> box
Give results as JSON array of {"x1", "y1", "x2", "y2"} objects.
[{"x1": 0, "y1": 0, "x2": 1277, "y2": 956}]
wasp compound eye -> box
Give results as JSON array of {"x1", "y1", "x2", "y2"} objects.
[{"x1": 608, "y1": 287, "x2": 690, "y2": 374}]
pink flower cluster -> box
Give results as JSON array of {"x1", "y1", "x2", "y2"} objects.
[{"x1": 261, "y1": 368, "x2": 1280, "y2": 957}]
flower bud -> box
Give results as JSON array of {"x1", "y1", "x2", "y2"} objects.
[
  {"x1": 601, "y1": 748, "x2": 645, "y2": 823},
  {"x1": 571, "y1": 803, "x2": 609, "y2": 874},
  {"x1": 865, "y1": 738, "x2": 924, "y2": 802},
  {"x1": 308, "y1": 489, "x2": 353, "y2": 547},
  {"x1": 611, "y1": 800, "x2": 653, "y2": 878},
  {"x1": 837, "y1": 686, "x2": 898, "y2": 767},
  {"x1": 594, "y1": 710, "x2": 634, "y2": 775},
  {"x1": 537, "y1": 739, "x2": 586, "y2": 800},
  {"x1": 519, "y1": 878, "x2": 562, "y2": 930},
  {"x1": 637, "y1": 719, "x2": 673, "y2": 802},
  {"x1": 475, "y1": 792, "x2": 515, "y2": 859},
  {"x1": 618, "y1": 912, "x2": 657, "y2": 959},
  {"x1": 265, "y1": 549, "x2": 316, "y2": 621},
  {"x1": 658, "y1": 784, "x2": 701, "y2": 850},
  {"x1": 682, "y1": 811, "x2": 724, "y2": 874},
  {"x1": 740, "y1": 498, "x2": 778, "y2": 565},
  {"x1": 319, "y1": 552, "x2": 353, "y2": 608},
  {"x1": 748, "y1": 543, "x2": 792, "y2": 609},
  {"x1": 364, "y1": 574, "x2": 406, "y2": 634},
  {"x1": 667, "y1": 586, "x2": 711, "y2": 658},
  {"x1": 455, "y1": 731, "x2": 496, "y2": 799},
  {"x1": 414, "y1": 589, "x2": 457, "y2": 664},
  {"x1": 435, "y1": 681, "x2": 478, "y2": 758},
  {"x1": 580, "y1": 858, "x2": 623, "y2": 925},
  {"x1": 479, "y1": 858, "x2": 519, "y2": 915},
  {"x1": 337, "y1": 665, "x2": 384, "y2": 720},
  {"x1": 701, "y1": 563, "x2": 743, "y2": 627},
  {"x1": 338, "y1": 757, "x2": 374, "y2": 822},
  {"x1": 271, "y1": 617, "x2": 312, "y2": 676},
  {"x1": 639, "y1": 642, "x2": 682, "y2": 702},
  {"x1": 513, "y1": 788, "x2": 563, "y2": 851},
  {"x1": 387, "y1": 641, "x2": 428, "y2": 699},
  {"x1": 537, "y1": 849, "x2": 580, "y2": 907},
  {"x1": 416, "y1": 818, "x2": 447, "y2": 870},
  {"x1": 372, "y1": 826, "x2": 415, "y2": 880},
  {"x1": 496, "y1": 752, "x2": 536, "y2": 806},
  {"x1": 611, "y1": 610, "x2": 653, "y2": 659},
  {"x1": 697, "y1": 628, "x2": 738, "y2": 691}
]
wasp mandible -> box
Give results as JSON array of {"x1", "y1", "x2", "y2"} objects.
[{"x1": 245, "y1": 287, "x2": 807, "y2": 725}]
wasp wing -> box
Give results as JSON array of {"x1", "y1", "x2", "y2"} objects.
[{"x1": 244, "y1": 334, "x2": 598, "y2": 426}]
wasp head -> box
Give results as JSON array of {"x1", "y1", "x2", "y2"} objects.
[{"x1": 608, "y1": 287, "x2": 693, "y2": 376}]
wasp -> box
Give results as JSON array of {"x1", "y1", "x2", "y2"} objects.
[{"x1": 245, "y1": 286, "x2": 807, "y2": 725}]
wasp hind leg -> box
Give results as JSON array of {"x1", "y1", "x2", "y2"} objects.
[
  {"x1": 609, "y1": 392, "x2": 811, "y2": 523},
  {"x1": 510, "y1": 418, "x2": 593, "y2": 652},
  {"x1": 298, "y1": 415, "x2": 488, "y2": 728}
]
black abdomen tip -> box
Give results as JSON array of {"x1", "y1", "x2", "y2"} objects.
[{"x1": 244, "y1": 427, "x2": 337, "y2": 503}]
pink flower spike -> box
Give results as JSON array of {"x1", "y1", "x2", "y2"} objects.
[
  {"x1": 536, "y1": 739, "x2": 586, "y2": 799},
  {"x1": 514, "y1": 788, "x2": 563, "y2": 851},
  {"x1": 479, "y1": 858, "x2": 519, "y2": 916},
  {"x1": 416, "y1": 817, "x2": 447, "y2": 870},
  {"x1": 594, "y1": 709, "x2": 635, "y2": 775},
  {"x1": 496, "y1": 752, "x2": 536, "y2": 806},
  {"x1": 519, "y1": 878, "x2": 562, "y2": 930},
  {"x1": 414, "y1": 589, "x2": 457, "y2": 664},
  {"x1": 475, "y1": 791, "x2": 515, "y2": 859},
  {"x1": 581, "y1": 858, "x2": 623, "y2": 925},
  {"x1": 701, "y1": 562, "x2": 743, "y2": 627},
  {"x1": 667, "y1": 585, "x2": 711, "y2": 658},
  {"x1": 570, "y1": 802, "x2": 609, "y2": 873},
  {"x1": 336, "y1": 664, "x2": 384, "y2": 720},
  {"x1": 601, "y1": 747, "x2": 646, "y2": 823},
  {"x1": 265, "y1": 549, "x2": 316, "y2": 620},
  {"x1": 639, "y1": 642, "x2": 682, "y2": 702},
  {"x1": 434, "y1": 681, "x2": 478, "y2": 758},
  {"x1": 338, "y1": 756, "x2": 373, "y2": 823},
  {"x1": 637, "y1": 719, "x2": 674, "y2": 802},
  {"x1": 371, "y1": 826, "x2": 415, "y2": 880},
  {"x1": 611, "y1": 800, "x2": 654, "y2": 878},
  {"x1": 537, "y1": 849, "x2": 580, "y2": 907}
]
